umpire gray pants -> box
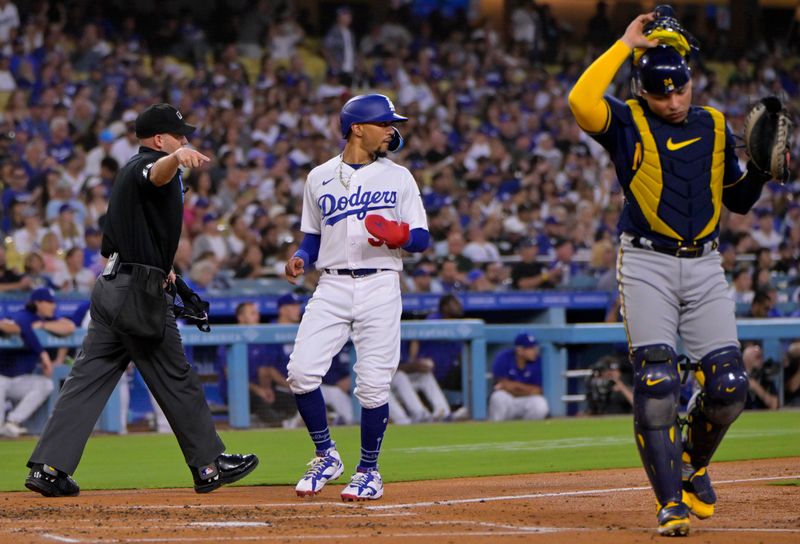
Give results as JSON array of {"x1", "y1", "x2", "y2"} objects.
[{"x1": 28, "y1": 274, "x2": 225, "y2": 475}]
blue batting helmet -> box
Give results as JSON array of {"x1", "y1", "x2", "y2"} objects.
[
  {"x1": 340, "y1": 94, "x2": 408, "y2": 150},
  {"x1": 633, "y1": 45, "x2": 691, "y2": 96}
]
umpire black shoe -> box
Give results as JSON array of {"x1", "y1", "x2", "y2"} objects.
[
  {"x1": 25, "y1": 463, "x2": 80, "y2": 497},
  {"x1": 193, "y1": 453, "x2": 259, "y2": 493}
]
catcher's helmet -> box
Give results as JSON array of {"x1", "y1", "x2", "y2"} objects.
[
  {"x1": 340, "y1": 94, "x2": 408, "y2": 151},
  {"x1": 633, "y1": 45, "x2": 691, "y2": 96}
]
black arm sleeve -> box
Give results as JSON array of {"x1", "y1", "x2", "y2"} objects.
[{"x1": 722, "y1": 161, "x2": 771, "y2": 215}]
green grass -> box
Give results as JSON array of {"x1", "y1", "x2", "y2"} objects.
[
  {"x1": 1, "y1": 410, "x2": 798, "y2": 492},
  {"x1": 769, "y1": 479, "x2": 800, "y2": 486}
]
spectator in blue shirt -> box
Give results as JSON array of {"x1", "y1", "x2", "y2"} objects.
[
  {"x1": 488, "y1": 332, "x2": 549, "y2": 421},
  {"x1": 0, "y1": 287, "x2": 75, "y2": 437}
]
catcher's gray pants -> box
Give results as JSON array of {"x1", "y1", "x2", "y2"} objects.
[
  {"x1": 28, "y1": 274, "x2": 224, "y2": 475},
  {"x1": 617, "y1": 234, "x2": 738, "y2": 361}
]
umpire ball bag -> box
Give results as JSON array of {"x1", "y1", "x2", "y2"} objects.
[{"x1": 109, "y1": 263, "x2": 167, "y2": 341}]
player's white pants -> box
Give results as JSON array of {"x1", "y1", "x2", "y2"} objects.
[
  {"x1": 320, "y1": 384, "x2": 354, "y2": 425},
  {"x1": 288, "y1": 271, "x2": 401, "y2": 409},
  {"x1": 488, "y1": 390, "x2": 549, "y2": 421},
  {"x1": 0, "y1": 374, "x2": 53, "y2": 425},
  {"x1": 392, "y1": 370, "x2": 451, "y2": 420}
]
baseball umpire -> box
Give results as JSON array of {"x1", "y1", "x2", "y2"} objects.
[
  {"x1": 284, "y1": 94, "x2": 429, "y2": 501},
  {"x1": 25, "y1": 103, "x2": 258, "y2": 497},
  {"x1": 568, "y1": 5, "x2": 791, "y2": 536}
]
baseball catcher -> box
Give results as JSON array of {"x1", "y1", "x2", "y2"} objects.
[{"x1": 568, "y1": 4, "x2": 788, "y2": 537}]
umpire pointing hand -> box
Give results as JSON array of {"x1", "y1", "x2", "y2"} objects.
[{"x1": 25, "y1": 103, "x2": 258, "y2": 497}]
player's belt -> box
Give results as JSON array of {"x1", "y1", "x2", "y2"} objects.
[
  {"x1": 324, "y1": 268, "x2": 392, "y2": 278},
  {"x1": 629, "y1": 236, "x2": 718, "y2": 259}
]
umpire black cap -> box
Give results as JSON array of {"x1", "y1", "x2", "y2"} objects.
[{"x1": 135, "y1": 103, "x2": 196, "y2": 138}]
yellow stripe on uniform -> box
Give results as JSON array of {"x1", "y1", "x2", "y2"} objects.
[
  {"x1": 627, "y1": 100, "x2": 683, "y2": 240},
  {"x1": 694, "y1": 107, "x2": 726, "y2": 241}
]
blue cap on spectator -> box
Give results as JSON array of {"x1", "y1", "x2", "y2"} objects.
[
  {"x1": 467, "y1": 269, "x2": 484, "y2": 282},
  {"x1": 99, "y1": 129, "x2": 115, "y2": 143},
  {"x1": 202, "y1": 213, "x2": 217, "y2": 224},
  {"x1": 85, "y1": 226, "x2": 101, "y2": 236},
  {"x1": 520, "y1": 237, "x2": 538, "y2": 248},
  {"x1": 58, "y1": 203, "x2": 74, "y2": 214},
  {"x1": 788, "y1": 202, "x2": 800, "y2": 211},
  {"x1": 30, "y1": 287, "x2": 55, "y2": 303},
  {"x1": 412, "y1": 268, "x2": 431, "y2": 277},
  {"x1": 514, "y1": 333, "x2": 538, "y2": 348},
  {"x1": 277, "y1": 293, "x2": 301, "y2": 308},
  {"x1": 545, "y1": 216, "x2": 561, "y2": 226},
  {"x1": 195, "y1": 198, "x2": 210, "y2": 209}
]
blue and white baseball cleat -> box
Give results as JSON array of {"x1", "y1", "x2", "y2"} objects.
[
  {"x1": 295, "y1": 446, "x2": 344, "y2": 497},
  {"x1": 341, "y1": 468, "x2": 383, "y2": 501}
]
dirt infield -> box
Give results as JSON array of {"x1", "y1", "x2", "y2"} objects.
[{"x1": 1, "y1": 457, "x2": 797, "y2": 543}]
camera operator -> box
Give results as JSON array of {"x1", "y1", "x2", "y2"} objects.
[
  {"x1": 585, "y1": 355, "x2": 633, "y2": 415},
  {"x1": 742, "y1": 344, "x2": 779, "y2": 410}
]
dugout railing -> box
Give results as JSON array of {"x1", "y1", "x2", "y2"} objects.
[{"x1": 0, "y1": 318, "x2": 797, "y2": 432}]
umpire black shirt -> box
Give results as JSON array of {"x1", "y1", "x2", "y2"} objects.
[{"x1": 101, "y1": 146, "x2": 184, "y2": 273}]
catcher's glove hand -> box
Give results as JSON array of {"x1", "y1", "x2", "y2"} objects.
[
  {"x1": 744, "y1": 96, "x2": 793, "y2": 183},
  {"x1": 174, "y1": 275, "x2": 211, "y2": 332}
]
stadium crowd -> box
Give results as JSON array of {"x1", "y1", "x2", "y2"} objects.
[
  {"x1": 0, "y1": 1, "x2": 799, "y2": 432},
  {"x1": 0, "y1": 0, "x2": 797, "y2": 315}
]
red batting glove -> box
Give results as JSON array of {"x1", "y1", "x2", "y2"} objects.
[{"x1": 365, "y1": 214, "x2": 410, "y2": 248}]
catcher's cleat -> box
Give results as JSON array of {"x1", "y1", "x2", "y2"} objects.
[
  {"x1": 682, "y1": 462, "x2": 716, "y2": 519},
  {"x1": 193, "y1": 453, "x2": 259, "y2": 494},
  {"x1": 295, "y1": 446, "x2": 344, "y2": 497},
  {"x1": 657, "y1": 501, "x2": 691, "y2": 537},
  {"x1": 25, "y1": 463, "x2": 80, "y2": 497},
  {"x1": 341, "y1": 468, "x2": 383, "y2": 502}
]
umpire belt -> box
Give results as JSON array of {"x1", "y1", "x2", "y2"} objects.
[
  {"x1": 627, "y1": 235, "x2": 718, "y2": 259},
  {"x1": 324, "y1": 268, "x2": 392, "y2": 278}
]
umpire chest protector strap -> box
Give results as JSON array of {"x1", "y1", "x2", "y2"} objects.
[{"x1": 627, "y1": 100, "x2": 726, "y2": 244}]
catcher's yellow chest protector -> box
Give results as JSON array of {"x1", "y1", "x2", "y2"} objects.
[{"x1": 627, "y1": 99, "x2": 725, "y2": 243}]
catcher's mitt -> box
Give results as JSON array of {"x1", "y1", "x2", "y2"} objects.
[{"x1": 744, "y1": 96, "x2": 793, "y2": 183}]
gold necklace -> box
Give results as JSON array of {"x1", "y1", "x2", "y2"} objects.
[{"x1": 337, "y1": 156, "x2": 374, "y2": 191}]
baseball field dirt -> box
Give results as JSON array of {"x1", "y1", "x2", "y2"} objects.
[{"x1": 1, "y1": 457, "x2": 797, "y2": 543}]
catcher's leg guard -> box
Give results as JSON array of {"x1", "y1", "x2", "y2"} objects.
[
  {"x1": 682, "y1": 346, "x2": 747, "y2": 518},
  {"x1": 631, "y1": 344, "x2": 684, "y2": 507}
]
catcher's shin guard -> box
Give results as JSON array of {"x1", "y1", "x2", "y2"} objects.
[
  {"x1": 684, "y1": 346, "x2": 747, "y2": 468},
  {"x1": 631, "y1": 344, "x2": 683, "y2": 506}
]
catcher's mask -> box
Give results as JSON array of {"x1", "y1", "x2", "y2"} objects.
[
  {"x1": 339, "y1": 93, "x2": 408, "y2": 152},
  {"x1": 632, "y1": 45, "x2": 691, "y2": 96}
]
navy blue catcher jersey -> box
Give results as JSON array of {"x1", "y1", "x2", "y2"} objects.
[{"x1": 591, "y1": 96, "x2": 746, "y2": 248}]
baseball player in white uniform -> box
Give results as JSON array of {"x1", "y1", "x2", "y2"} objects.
[{"x1": 284, "y1": 94, "x2": 429, "y2": 501}]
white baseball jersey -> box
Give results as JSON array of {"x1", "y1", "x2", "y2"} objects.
[{"x1": 300, "y1": 155, "x2": 428, "y2": 270}]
